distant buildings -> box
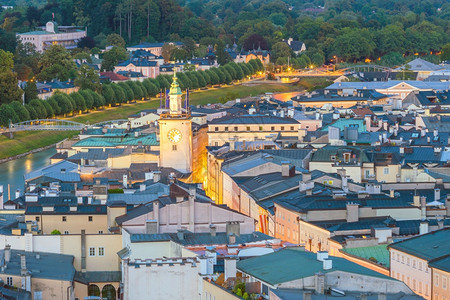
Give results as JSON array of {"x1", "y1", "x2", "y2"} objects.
[
  {"x1": 17, "y1": 21, "x2": 86, "y2": 52},
  {"x1": 126, "y1": 41, "x2": 183, "y2": 57}
]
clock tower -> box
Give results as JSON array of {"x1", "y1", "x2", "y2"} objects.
[{"x1": 159, "y1": 72, "x2": 193, "y2": 173}]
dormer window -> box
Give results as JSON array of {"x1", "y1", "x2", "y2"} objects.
[{"x1": 343, "y1": 152, "x2": 351, "y2": 163}]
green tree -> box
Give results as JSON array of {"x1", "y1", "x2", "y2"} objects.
[
  {"x1": 193, "y1": 72, "x2": 206, "y2": 88},
  {"x1": 440, "y1": 43, "x2": 450, "y2": 61},
  {"x1": 198, "y1": 70, "x2": 210, "y2": 85},
  {"x1": 206, "y1": 70, "x2": 219, "y2": 85},
  {"x1": 176, "y1": 72, "x2": 189, "y2": 90},
  {"x1": 220, "y1": 67, "x2": 233, "y2": 84},
  {"x1": 111, "y1": 84, "x2": 126, "y2": 104},
  {"x1": 377, "y1": 25, "x2": 407, "y2": 56},
  {"x1": 224, "y1": 64, "x2": 237, "y2": 80},
  {"x1": 101, "y1": 47, "x2": 128, "y2": 71},
  {"x1": 271, "y1": 42, "x2": 292, "y2": 62},
  {"x1": 186, "y1": 72, "x2": 199, "y2": 89},
  {"x1": 134, "y1": 81, "x2": 148, "y2": 98},
  {"x1": 24, "y1": 104, "x2": 38, "y2": 120},
  {"x1": 41, "y1": 100, "x2": 54, "y2": 118},
  {"x1": 332, "y1": 29, "x2": 376, "y2": 62},
  {"x1": 24, "y1": 80, "x2": 38, "y2": 103},
  {"x1": 126, "y1": 81, "x2": 144, "y2": 100},
  {"x1": 211, "y1": 67, "x2": 225, "y2": 84},
  {"x1": 38, "y1": 45, "x2": 76, "y2": 81},
  {"x1": 92, "y1": 92, "x2": 105, "y2": 108},
  {"x1": 70, "y1": 92, "x2": 87, "y2": 113},
  {"x1": 118, "y1": 82, "x2": 134, "y2": 102},
  {"x1": 9, "y1": 101, "x2": 30, "y2": 122},
  {"x1": 0, "y1": 104, "x2": 18, "y2": 126},
  {"x1": 47, "y1": 97, "x2": 60, "y2": 115},
  {"x1": 106, "y1": 33, "x2": 126, "y2": 48},
  {"x1": 311, "y1": 53, "x2": 325, "y2": 67},
  {"x1": 53, "y1": 93, "x2": 74, "y2": 115},
  {"x1": 79, "y1": 90, "x2": 94, "y2": 110},
  {"x1": 161, "y1": 43, "x2": 177, "y2": 62},
  {"x1": 29, "y1": 99, "x2": 48, "y2": 119},
  {"x1": 0, "y1": 50, "x2": 23, "y2": 104},
  {"x1": 101, "y1": 84, "x2": 115, "y2": 106},
  {"x1": 215, "y1": 40, "x2": 231, "y2": 66},
  {"x1": 75, "y1": 65, "x2": 101, "y2": 91},
  {"x1": 142, "y1": 79, "x2": 158, "y2": 97},
  {"x1": 156, "y1": 75, "x2": 171, "y2": 90}
]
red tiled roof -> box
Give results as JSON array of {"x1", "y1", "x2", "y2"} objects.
[{"x1": 100, "y1": 72, "x2": 129, "y2": 81}]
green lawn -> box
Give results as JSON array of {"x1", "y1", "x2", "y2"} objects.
[
  {"x1": 0, "y1": 83, "x2": 296, "y2": 160},
  {"x1": 68, "y1": 83, "x2": 295, "y2": 124},
  {"x1": 0, "y1": 131, "x2": 78, "y2": 159}
]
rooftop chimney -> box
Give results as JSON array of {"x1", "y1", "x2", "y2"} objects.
[
  {"x1": 419, "y1": 221, "x2": 429, "y2": 235},
  {"x1": 302, "y1": 172, "x2": 311, "y2": 182},
  {"x1": 413, "y1": 194, "x2": 420, "y2": 207},
  {"x1": 434, "y1": 189, "x2": 441, "y2": 202},
  {"x1": 390, "y1": 190, "x2": 395, "y2": 198},
  {"x1": 421, "y1": 196, "x2": 427, "y2": 219},
  {"x1": 140, "y1": 184, "x2": 146, "y2": 192},
  {"x1": 4, "y1": 245, "x2": 10, "y2": 263},
  {"x1": 209, "y1": 224, "x2": 217, "y2": 237},
  {"x1": 281, "y1": 161, "x2": 290, "y2": 177},
  {"x1": 317, "y1": 251, "x2": 328, "y2": 262},
  {"x1": 122, "y1": 174, "x2": 128, "y2": 188},
  {"x1": 153, "y1": 171, "x2": 161, "y2": 183},
  {"x1": 177, "y1": 229, "x2": 185, "y2": 240},
  {"x1": 323, "y1": 258, "x2": 332, "y2": 270},
  {"x1": 228, "y1": 233, "x2": 236, "y2": 245}
]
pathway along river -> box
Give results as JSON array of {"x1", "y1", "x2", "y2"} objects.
[{"x1": 0, "y1": 147, "x2": 55, "y2": 200}]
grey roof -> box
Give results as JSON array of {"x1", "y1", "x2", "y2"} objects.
[
  {"x1": 0, "y1": 282, "x2": 31, "y2": 300},
  {"x1": 395, "y1": 58, "x2": 442, "y2": 72},
  {"x1": 429, "y1": 255, "x2": 450, "y2": 273},
  {"x1": 209, "y1": 114, "x2": 299, "y2": 125},
  {"x1": 326, "y1": 81, "x2": 450, "y2": 91},
  {"x1": 24, "y1": 160, "x2": 80, "y2": 182},
  {"x1": 270, "y1": 289, "x2": 421, "y2": 300},
  {"x1": 74, "y1": 271, "x2": 121, "y2": 284},
  {"x1": 130, "y1": 231, "x2": 275, "y2": 246},
  {"x1": 68, "y1": 148, "x2": 126, "y2": 160},
  {"x1": 237, "y1": 248, "x2": 392, "y2": 286},
  {"x1": 0, "y1": 250, "x2": 75, "y2": 281},
  {"x1": 107, "y1": 183, "x2": 170, "y2": 206},
  {"x1": 388, "y1": 228, "x2": 450, "y2": 261}
]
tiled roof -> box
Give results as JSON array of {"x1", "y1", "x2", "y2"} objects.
[
  {"x1": 99, "y1": 72, "x2": 129, "y2": 81},
  {"x1": 74, "y1": 271, "x2": 121, "y2": 283}
]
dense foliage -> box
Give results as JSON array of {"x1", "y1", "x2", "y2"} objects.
[{"x1": 0, "y1": 0, "x2": 447, "y2": 63}]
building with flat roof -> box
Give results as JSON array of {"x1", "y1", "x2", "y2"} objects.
[{"x1": 17, "y1": 21, "x2": 86, "y2": 52}]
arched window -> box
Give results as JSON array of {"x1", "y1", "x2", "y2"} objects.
[
  {"x1": 102, "y1": 284, "x2": 117, "y2": 300},
  {"x1": 88, "y1": 284, "x2": 100, "y2": 297}
]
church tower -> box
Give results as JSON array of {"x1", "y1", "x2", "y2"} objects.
[{"x1": 159, "y1": 72, "x2": 193, "y2": 173}]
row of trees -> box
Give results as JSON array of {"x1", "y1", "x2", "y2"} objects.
[{"x1": 0, "y1": 59, "x2": 264, "y2": 127}]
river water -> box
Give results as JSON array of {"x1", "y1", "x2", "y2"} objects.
[{"x1": 0, "y1": 147, "x2": 56, "y2": 200}]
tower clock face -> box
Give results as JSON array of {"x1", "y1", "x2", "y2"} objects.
[{"x1": 168, "y1": 128, "x2": 182, "y2": 143}]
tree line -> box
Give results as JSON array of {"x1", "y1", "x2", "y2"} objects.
[{"x1": 0, "y1": 59, "x2": 263, "y2": 127}]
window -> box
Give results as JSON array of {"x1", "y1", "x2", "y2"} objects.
[
  {"x1": 99, "y1": 231, "x2": 103, "y2": 234},
  {"x1": 343, "y1": 153, "x2": 350, "y2": 162},
  {"x1": 290, "y1": 126, "x2": 294, "y2": 130},
  {"x1": 35, "y1": 216, "x2": 40, "y2": 222},
  {"x1": 281, "y1": 126, "x2": 284, "y2": 130},
  {"x1": 407, "y1": 257, "x2": 410, "y2": 266},
  {"x1": 99, "y1": 247, "x2": 105, "y2": 256},
  {"x1": 419, "y1": 282, "x2": 422, "y2": 293},
  {"x1": 89, "y1": 247, "x2": 96, "y2": 256},
  {"x1": 224, "y1": 127, "x2": 228, "y2": 131},
  {"x1": 34, "y1": 291, "x2": 43, "y2": 300},
  {"x1": 172, "y1": 145, "x2": 177, "y2": 151},
  {"x1": 246, "y1": 126, "x2": 250, "y2": 131},
  {"x1": 259, "y1": 126, "x2": 263, "y2": 131},
  {"x1": 443, "y1": 277, "x2": 447, "y2": 289},
  {"x1": 419, "y1": 262, "x2": 422, "y2": 270},
  {"x1": 413, "y1": 260, "x2": 416, "y2": 269},
  {"x1": 214, "y1": 127, "x2": 218, "y2": 131},
  {"x1": 271, "y1": 126, "x2": 275, "y2": 131},
  {"x1": 234, "y1": 126, "x2": 238, "y2": 131},
  {"x1": 88, "y1": 216, "x2": 93, "y2": 222},
  {"x1": 6, "y1": 277, "x2": 12, "y2": 286},
  {"x1": 435, "y1": 274, "x2": 440, "y2": 287},
  {"x1": 62, "y1": 216, "x2": 67, "y2": 222},
  {"x1": 64, "y1": 231, "x2": 69, "y2": 235},
  {"x1": 384, "y1": 167, "x2": 389, "y2": 175}
]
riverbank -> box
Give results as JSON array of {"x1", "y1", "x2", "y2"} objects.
[{"x1": 0, "y1": 83, "x2": 298, "y2": 161}]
